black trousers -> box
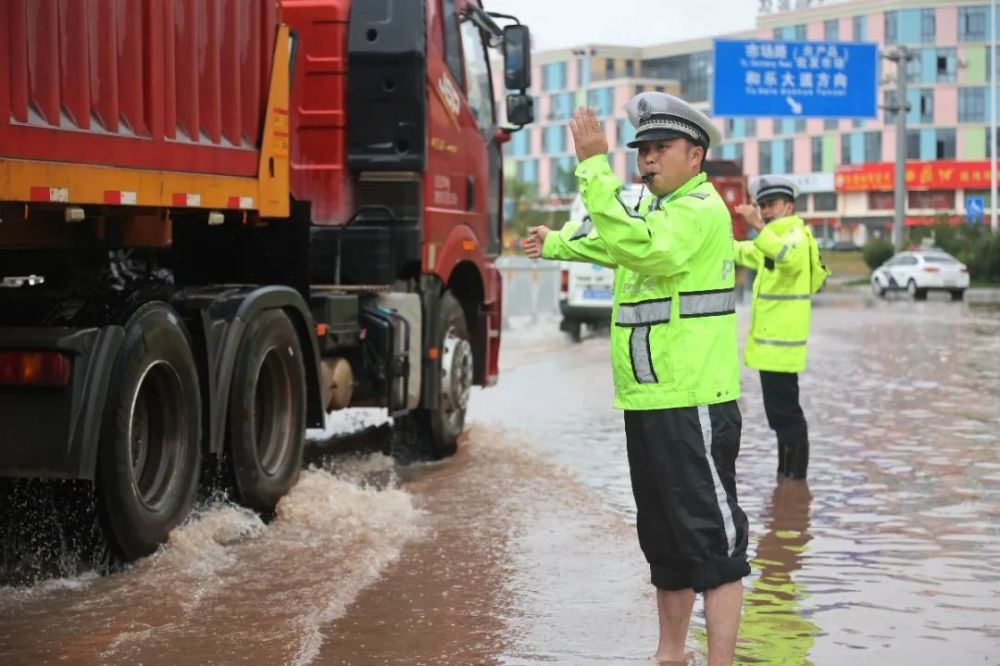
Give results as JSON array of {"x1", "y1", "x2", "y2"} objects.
[
  {"x1": 759, "y1": 370, "x2": 808, "y2": 444},
  {"x1": 624, "y1": 402, "x2": 751, "y2": 593}
]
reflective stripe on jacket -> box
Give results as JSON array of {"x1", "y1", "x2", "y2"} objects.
[
  {"x1": 733, "y1": 215, "x2": 828, "y2": 373},
  {"x1": 543, "y1": 154, "x2": 740, "y2": 410}
]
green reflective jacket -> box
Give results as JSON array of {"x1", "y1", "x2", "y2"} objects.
[
  {"x1": 543, "y1": 155, "x2": 740, "y2": 410},
  {"x1": 733, "y1": 215, "x2": 829, "y2": 374}
]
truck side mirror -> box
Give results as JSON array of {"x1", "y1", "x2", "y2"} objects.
[
  {"x1": 502, "y1": 25, "x2": 531, "y2": 91},
  {"x1": 506, "y1": 94, "x2": 534, "y2": 126}
]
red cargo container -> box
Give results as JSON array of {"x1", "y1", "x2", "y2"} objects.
[{"x1": 0, "y1": 0, "x2": 278, "y2": 176}]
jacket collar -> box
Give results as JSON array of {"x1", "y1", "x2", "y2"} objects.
[
  {"x1": 652, "y1": 171, "x2": 708, "y2": 209},
  {"x1": 765, "y1": 214, "x2": 805, "y2": 233}
]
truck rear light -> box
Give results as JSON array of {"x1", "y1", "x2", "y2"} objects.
[
  {"x1": 0, "y1": 351, "x2": 72, "y2": 387},
  {"x1": 922, "y1": 266, "x2": 940, "y2": 273},
  {"x1": 560, "y1": 269, "x2": 569, "y2": 296}
]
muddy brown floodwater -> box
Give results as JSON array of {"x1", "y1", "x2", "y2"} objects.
[{"x1": 1, "y1": 292, "x2": 998, "y2": 665}]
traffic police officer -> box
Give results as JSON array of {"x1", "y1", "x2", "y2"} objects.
[
  {"x1": 523, "y1": 93, "x2": 749, "y2": 665},
  {"x1": 734, "y1": 176, "x2": 829, "y2": 481}
]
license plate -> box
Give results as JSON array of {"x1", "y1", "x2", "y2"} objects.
[
  {"x1": 583, "y1": 288, "x2": 612, "y2": 300},
  {"x1": 943, "y1": 280, "x2": 957, "y2": 287}
]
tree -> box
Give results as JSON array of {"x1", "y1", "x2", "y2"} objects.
[{"x1": 503, "y1": 177, "x2": 553, "y2": 238}]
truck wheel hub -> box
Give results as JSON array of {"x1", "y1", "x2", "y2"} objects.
[{"x1": 440, "y1": 327, "x2": 472, "y2": 413}]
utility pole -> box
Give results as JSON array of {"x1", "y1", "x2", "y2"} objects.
[
  {"x1": 881, "y1": 47, "x2": 915, "y2": 249},
  {"x1": 991, "y1": 0, "x2": 997, "y2": 232}
]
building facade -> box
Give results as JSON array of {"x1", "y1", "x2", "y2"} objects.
[{"x1": 505, "y1": 0, "x2": 1000, "y2": 242}]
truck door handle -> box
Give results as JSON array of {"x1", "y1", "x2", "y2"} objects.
[{"x1": 466, "y1": 176, "x2": 474, "y2": 211}]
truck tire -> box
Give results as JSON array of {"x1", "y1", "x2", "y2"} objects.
[
  {"x1": 226, "y1": 310, "x2": 305, "y2": 514},
  {"x1": 396, "y1": 292, "x2": 470, "y2": 460},
  {"x1": 96, "y1": 304, "x2": 202, "y2": 561}
]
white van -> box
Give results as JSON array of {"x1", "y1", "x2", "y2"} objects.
[{"x1": 558, "y1": 184, "x2": 646, "y2": 341}]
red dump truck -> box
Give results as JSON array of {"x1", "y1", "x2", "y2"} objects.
[{"x1": 0, "y1": 0, "x2": 534, "y2": 560}]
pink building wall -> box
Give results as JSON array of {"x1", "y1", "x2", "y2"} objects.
[
  {"x1": 743, "y1": 139, "x2": 759, "y2": 175},
  {"x1": 937, "y1": 7, "x2": 958, "y2": 47},
  {"x1": 793, "y1": 136, "x2": 811, "y2": 172},
  {"x1": 538, "y1": 158, "x2": 551, "y2": 193},
  {"x1": 867, "y1": 11, "x2": 884, "y2": 44},
  {"x1": 840, "y1": 16, "x2": 852, "y2": 41},
  {"x1": 935, "y1": 88, "x2": 958, "y2": 125},
  {"x1": 807, "y1": 21, "x2": 824, "y2": 40},
  {"x1": 758, "y1": 118, "x2": 774, "y2": 140}
]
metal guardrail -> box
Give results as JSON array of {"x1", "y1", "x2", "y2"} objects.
[{"x1": 496, "y1": 256, "x2": 561, "y2": 323}]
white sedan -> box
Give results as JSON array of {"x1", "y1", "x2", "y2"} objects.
[{"x1": 871, "y1": 250, "x2": 970, "y2": 300}]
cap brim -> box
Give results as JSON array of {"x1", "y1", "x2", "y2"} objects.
[
  {"x1": 756, "y1": 191, "x2": 796, "y2": 205},
  {"x1": 627, "y1": 129, "x2": 696, "y2": 149}
]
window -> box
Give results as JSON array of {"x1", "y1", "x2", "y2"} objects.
[
  {"x1": 516, "y1": 159, "x2": 538, "y2": 184},
  {"x1": 625, "y1": 59, "x2": 635, "y2": 77},
  {"x1": 746, "y1": 118, "x2": 757, "y2": 138},
  {"x1": 868, "y1": 191, "x2": 896, "y2": 210},
  {"x1": 908, "y1": 190, "x2": 954, "y2": 209},
  {"x1": 864, "y1": 131, "x2": 882, "y2": 162},
  {"x1": 959, "y1": 87, "x2": 987, "y2": 122},
  {"x1": 936, "y1": 48, "x2": 957, "y2": 83},
  {"x1": 824, "y1": 19, "x2": 839, "y2": 41},
  {"x1": 936, "y1": 128, "x2": 956, "y2": 159},
  {"x1": 759, "y1": 141, "x2": 773, "y2": 172},
  {"x1": 959, "y1": 6, "x2": 988, "y2": 41},
  {"x1": 905, "y1": 54, "x2": 921, "y2": 83},
  {"x1": 811, "y1": 136, "x2": 823, "y2": 172},
  {"x1": 459, "y1": 20, "x2": 493, "y2": 134},
  {"x1": 542, "y1": 62, "x2": 567, "y2": 91},
  {"x1": 906, "y1": 130, "x2": 921, "y2": 159},
  {"x1": 841, "y1": 133, "x2": 852, "y2": 164},
  {"x1": 732, "y1": 142, "x2": 745, "y2": 168},
  {"x1": 824, "y1": 118, "x2": 838, "y2": 130},
  {"x1": 885, "y1": 11, "x2": 898, "y2": 45},
  {"x1": 921, "y1": 9, "x2": 936, "y2": 43},
  {"x1": 441, "y1": 0, "x2": 464, "y2": 87},
  {"x1": 542, "y1": 125, "x2": 566, "y2": 153},
  {"x1": 853, "y1": 15, "x2": 867, "y2": 41},
  {"x1": 508, "y1": 128, "x2": 530, "y2": 156},
  {"x1": 605, "y1": 58, "x2": 616, "y2": 77},
  {"x1": 586, "y1": 88, "x2": 614, "y2": 117},
  {"x1": 618, "y1": 119, "x2": 636, "y2": 147},
  {"x1": 549, "y1": 92, "x2": 574, "y2": 121},
  {"x1": 796, "y1": 118, "x2": 807, "y2": 133},
  {"x1": 919, "y1": 89, "x2": 934, "y2": 124},
  {"x1": 794, "y1": 24, "x2": 807, "y2": 40},
  {"x1": 795, "y1": 193, "x2": 809, "y2": 211},
  {"x1": 814, "y1": 192, "x2": 839, "y2": 211},
  {"x1": 577, "y1": 57, "x2": 588, "y2": 87}
]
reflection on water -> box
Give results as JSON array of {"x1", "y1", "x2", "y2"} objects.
[
  {"x1": 479, "y1": 298, "x2": 1000, "y2": 664},
  {"x1": 739, "y1": 481, "x2": 817, "y2": 665}
]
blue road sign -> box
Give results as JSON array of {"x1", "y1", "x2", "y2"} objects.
[
  {"x1": 712, "y1": 39, "x2": 879, "y2": 118},
  {"x1": 966, "y1": 196, "x2": 984, "y2": 221}
]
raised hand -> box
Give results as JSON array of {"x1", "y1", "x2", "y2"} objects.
[{"x1": 569, "y1": 107, "x2": 609, "y2": 162}]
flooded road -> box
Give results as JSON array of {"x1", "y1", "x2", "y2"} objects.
[{"x1": 1, "y1": 292, "x2": 998, "y2": 664}]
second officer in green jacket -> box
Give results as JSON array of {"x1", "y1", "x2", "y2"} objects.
[
  {"x1": 734, "y1": 176, "x2": 829, "y2": 481},
  {"x1": 523, "y1": 94, "x2": 749, "y2": 665}
]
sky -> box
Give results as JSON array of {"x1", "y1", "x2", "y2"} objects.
[{"x1": 483, "y1": 0, "x2": 760, "y2": 51}]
